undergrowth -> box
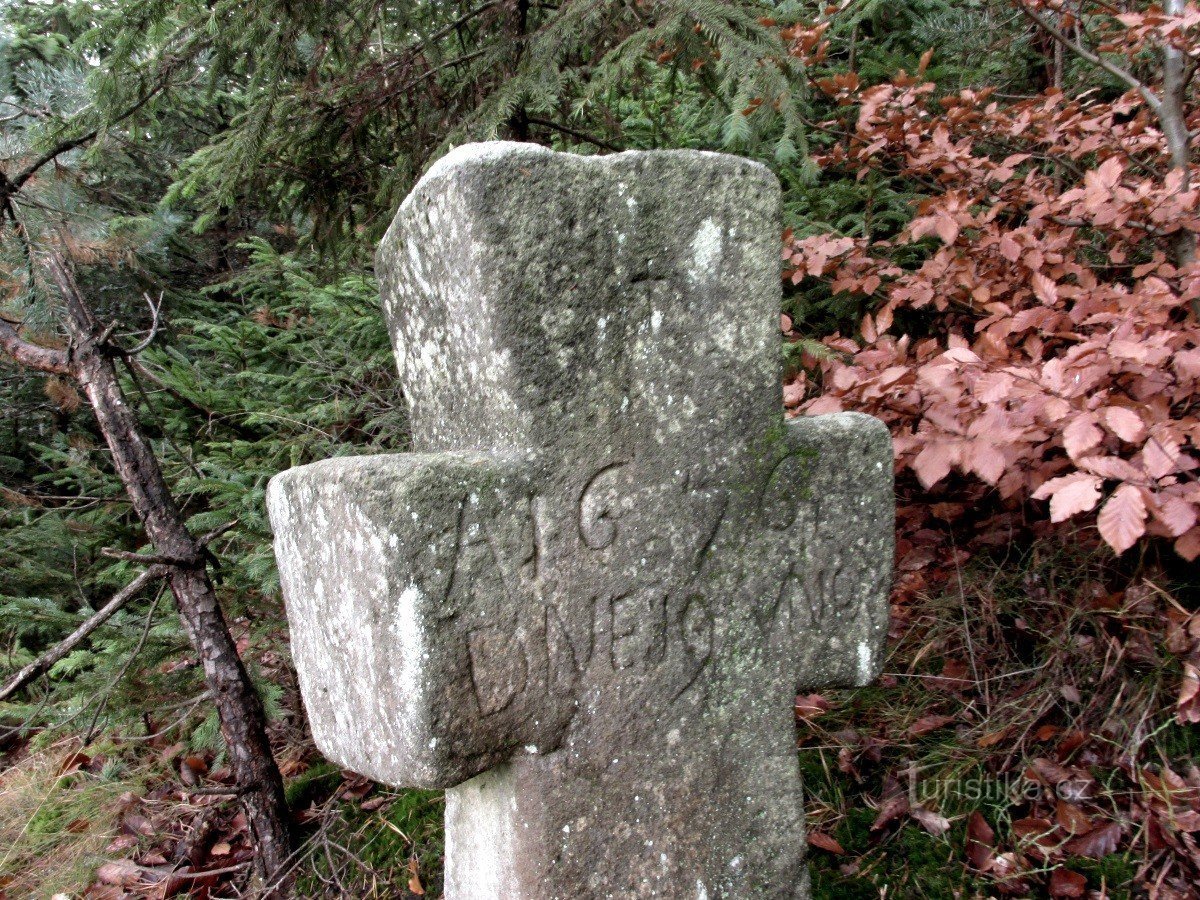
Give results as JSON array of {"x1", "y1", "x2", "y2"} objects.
[
  {"x1": 800, "y1": 536, "x2": 1199, "y2": 898},
  {"x1": 290, "y1": 781, "x2": 443, "y2": 899},
  {"x1": 1, "y1": 534, "x2": 1194, "y2": 898},
  {"x1": 0, "y1": 739, "x2": 143, "y2": 898}
]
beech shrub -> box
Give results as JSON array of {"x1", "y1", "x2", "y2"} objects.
[{"x1": 784, "y1": 11, "x2": 1200, "y2": 559}]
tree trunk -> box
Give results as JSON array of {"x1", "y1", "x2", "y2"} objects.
[
  {"x1": 1162, "y1": 0, "x2": 1195, "y2": 270},
  {"x1": 507, "y1": 0, "x2": 530, "y2": 140},
  {"x1": 47, "y1": 257, "x2": 292, "y2": 884}
]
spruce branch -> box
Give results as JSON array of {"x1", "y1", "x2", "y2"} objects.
[
  {"x1": 4, "y1": 76, "x2": 169, "y2": 198},
  {"x1": 526, "y1": 115, "x2": 622, "y2": 150}
]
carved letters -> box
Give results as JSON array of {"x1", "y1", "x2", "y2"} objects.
[
  {"x1": 448, "y1": 453, "x2": 820, "y2": 715},
  {"x1": 467, "y1": 626, "x2": 528, "y2": 715},
  {"x1": 578, "y1": 463, "x2": 627, "y2": 550}
]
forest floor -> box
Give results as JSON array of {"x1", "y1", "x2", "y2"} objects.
[{"x1": 1, "y1": 533, "x2": 1197, "y2": 899}]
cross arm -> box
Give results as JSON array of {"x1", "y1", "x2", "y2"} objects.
[
  {"x1": 267, "y1": 452, "x2": 566, "y2": 789},
  {"x1": 756, "y1": 412, "x2": 895, "y2": 691}
]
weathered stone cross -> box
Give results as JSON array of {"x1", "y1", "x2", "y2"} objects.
[{"x1": 267, "y1": 142, "x2": 893, "y2": 898}]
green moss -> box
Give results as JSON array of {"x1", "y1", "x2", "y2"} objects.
[
  {"x1": 294, "y1": 788, "x2": 444, "y2": 898},
  {"x1": 284, "y1": 761, "x2": 341, "y2": 808},
  {"x1": 1157, "y1": 717, "x2": 1199, "y2": 765},
  {"x1": 357, "y1": 789, "x2": 444, "y2": 875},
  {"x1": 809, "y1": 815, "x2": 977, "y2": 899},
  {"x1": 1067, "y1": 855, "x2": 1136, "y2": 897}
]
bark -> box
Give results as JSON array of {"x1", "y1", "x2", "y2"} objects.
[
  {"x1": 507, "y1": 0, "x2": 531, "y2": 140},
  {"x1": 45, "y1": 256, "x2": 292, "y2": 884},
  {"x1": 1162, "y1": 0, "x2": 1195, "y2": 269},
  {"x1": 0, "y1": 317, "x2": 71, "y2": 374}
]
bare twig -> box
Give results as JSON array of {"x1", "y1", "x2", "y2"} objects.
[
  {"x1": 84, "y1": 582, "x2": 166, "y2": 744},
  {"x1": 198, "y1": 519, "x2": 239, "y2": 547},
  {"x1": 525, "y1": 116, "x2": 623, "y2": 152},
  {"x1": 184, "y1": 784, "x2": 254, "y2": 796},
  {"x1": 101, "y1": 547, "x2": 188, "y2": 566},
  {"x1": 1016, "y1": 2, "x2": 1162, "y2": 113},
  {"x1": 116, "y1": 691, "x2": 211, "y2": 742},
  {"x1": 127, "y1": 292, "x2": 163, "y2": 355}
]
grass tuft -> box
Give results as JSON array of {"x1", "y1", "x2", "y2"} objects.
[{"x1": 0, "y1": 739, "x2": 143, "y2": 898}]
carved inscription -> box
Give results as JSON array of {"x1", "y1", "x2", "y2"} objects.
[
  {"x1": 759, "y1": 450, "x2": 816, "y2": 530},
  {"x1": 611, "y1": 587, "x2": 667, "y2": 669},
  {"x1": 467, "y1": 626, "x2": 528, "y2": 715},
  {"x1": 443, "y1": 450, "x2": 845, "y2": 716},
  {"x1": 578, "y1": 463, "x2": 627, "y2": 550},
  {"x1": 679, "y1": 593, "x2": 713, "y2": 662},
  {"x1": 680, "y1": 466, "x2": 729, "y2": 568}
]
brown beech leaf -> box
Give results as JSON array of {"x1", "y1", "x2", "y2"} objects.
[
  {"x1": 1028, "y1": 758, "x2": 1078, "y2": 786},
  {"x1": 1062, "y1": 415, "x2": 1103, "y2": 460},
  {"x1": 1049, "y1": 868, "x2": 1088, "y2": 898},
  {"x1": 1044, "y1": 474, "x2": 1102, "y2": 523},
  {"x1": 1064, "y1": 821, "x2": 1121, "y2": 859},
  {"x1": 935, "y1": 214, "x2": 960, "y2": 245},
  {"x1": 807, "y1": 832, "x2": 844, "y2": 854},
  {"x1": 907, "y1": 713, "x2": 955, "y2": 737},
  {"x1": 912, "y1": 442, "x2": 955, "y2": 489},
  {"x1": 1056, "y1": 801, "x2": 1093, "y2": 835},
  {"x1": 1098, "y1": 484, "x2": 1148, "y2": 555},
  {"x1": 58, "y1": 752, "x2": 91, "y2": 776},
  {"x1": 95, "y1": 861, "x2": 142, "y2": 887},
  {"x1": 1156, "y1": 497, "x2": 1198, "y2": 538},
  {"x1": 1142, "y1": 433, "x2": 1187, "y2": 480},
  {"x1": 1078, "y1": 455, "x2": 1142, "y2": 481},
  {"x1": 999, "y1": 232, "x2": 1022, "y2": 262},
  {"x1": 966, "y1": 811, "x2": 995, "y2": 871},
  {"x1": 408, "y1": 857, "x2": 425, "y2": 896},
  {"x1": 795, "y1": 693, "x2": 831, "y2": 718},
  {"x1": 1178, "y1": 662, "x2": 1200, "y2": 724},
  {"x1": 910, "y1": 805, "x2": 951, "y2": 835},
  {"x1": 977, "y1": 728, "x2": 1010, "y2": 748},
  {"x1": 1031, "y1": 271, "x2": 1059, "y2": 305},
  {"x1": 1034, "y1": 724, "x2": 1062, "y2": 741},
  {"x1": 1103, "y1": 406, "x2": 1146, "y2": 443},
  {"x1": 870, "y1": 793, "x2": 910, "y2": 832},
  {"x1": 105, "y1": 834, "x2": 139, "y2": 854},
  {"x1": 1176, "y1": 527, "x2": 1200, "y2": 562},
  {"x1": 1012, "y1": 817, "x2": 1055, "y2": 842},
  {"x1": 122, "y1": 813, "x2": 155, "y2": 837}
]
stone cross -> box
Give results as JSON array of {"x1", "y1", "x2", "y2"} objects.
[{"x1": 267, "y1": 142, "x2": 893, "y2": 899}]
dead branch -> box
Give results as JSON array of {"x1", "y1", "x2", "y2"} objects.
[
  {"x1": 127, "y1": 292, "x2": 163, "y2": 355},
  {"x1": 43, "y1": 251, "x2": 293, "y2": 882},
  {"x1": 0, "y1": 317, "x2": 72, "y2": 375},
  {"x1": 0, "y1": 564, "x2": 167, "y2": 702},
  {"x1": 1017, "y1": 2, "x2": 1162, "y2": 113}
]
